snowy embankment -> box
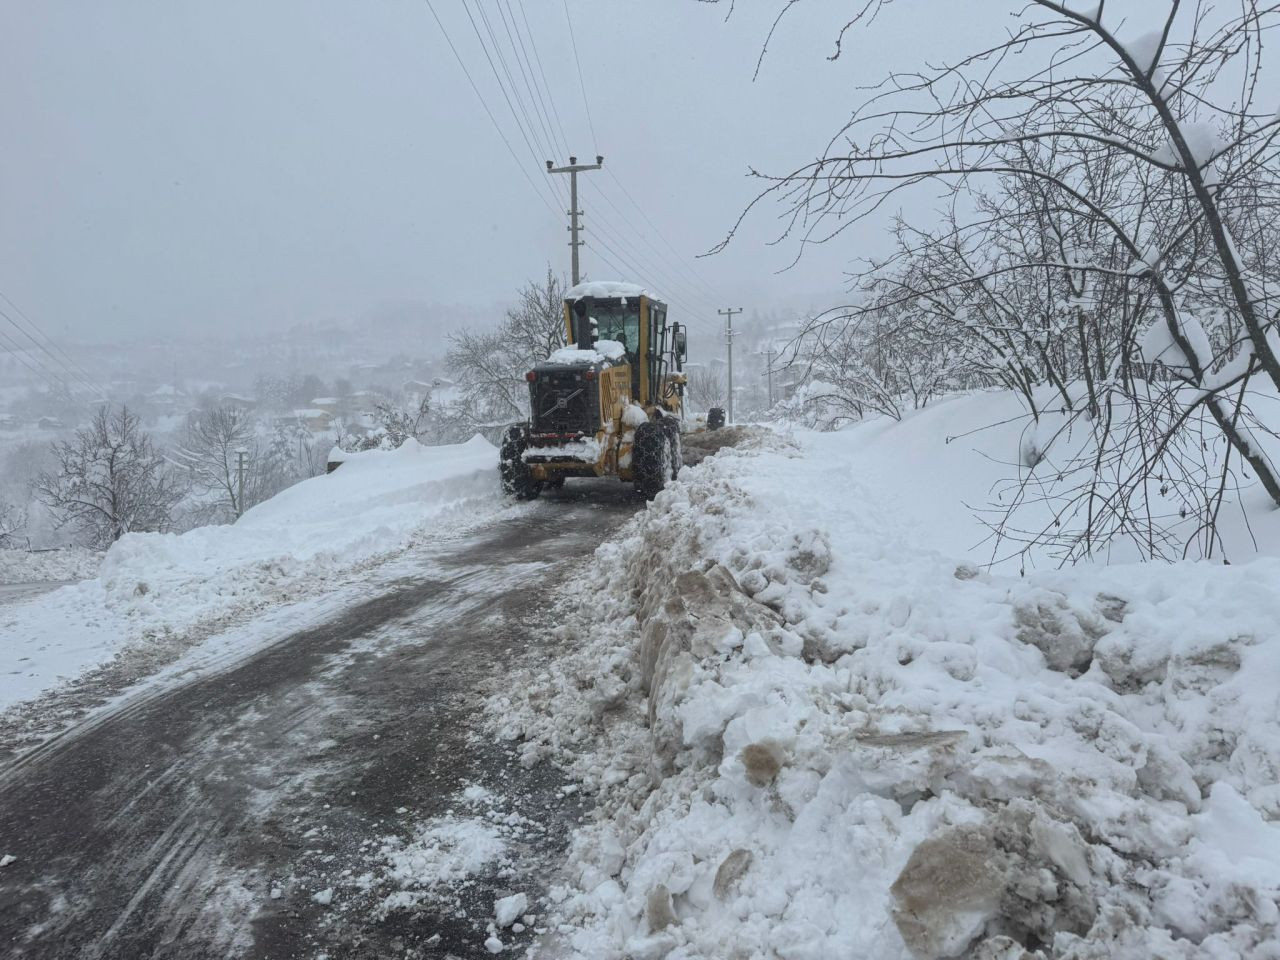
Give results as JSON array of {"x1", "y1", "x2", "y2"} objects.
[
  {"x1": 489, "y1": 413, "x2": 1280, "y2": 959},
  {"x1": 0, "y1": 546, "x2": 100, "y2": 585},
  {"x1": 1, "y1": 436, "x2": 499, "y2": 713}
]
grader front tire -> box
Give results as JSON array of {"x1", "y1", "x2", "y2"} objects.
[{"x1": 499, "y1": 426, "x2": 543, "y2": 501}]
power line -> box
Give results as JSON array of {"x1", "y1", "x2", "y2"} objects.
[
  {"x1": 0, "y1": 326, "x2": 79, "y2": 398},
  {"x1": 582, "y1": 191, "x2": 724, "y2": 313},
  {"x1": 495, "y1": 0, "x2": 564, "y2": 165},
  {"x1": 561, "y1": 0, "x2": 599, "y2": 152},
  {"x1": 422, "y1": 0, "x2": 562, "y2": 221},
  {"x1": 0, "y1": 289, "x2": 107, "y2": 395},
  {"x1": 586, "y1": 185, "x2": 724, "y2": 312},
  {"x1": 471, "y1": 1, "x2": 555, "y2": 166},
  {"x1": 514, "y1": 0, "x2": 572, "y2": 158},
  {"x1": 0, "y1": 300, "x2": 105, "y2": 398},
  {"x1": 461, "y1": 0, "x2": 568, "y2": 210},
  {"x1": 585, "y1": 228, "x2": 713, "y2": 333},
  {"x1": 589, "y1": 215, "x2": 721, "y2": 317},
  {"x1": 603, "y1": 167, "x2": 726, "y2": 303}
]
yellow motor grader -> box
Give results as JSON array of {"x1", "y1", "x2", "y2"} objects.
[{"x1": 499, "y1": 280, "x2": 688, "y2": 499}]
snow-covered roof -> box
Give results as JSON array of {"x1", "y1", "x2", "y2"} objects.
[
  {"x1": 566, "y1": 280, "x2": 658, "y2": 302},
  {"x1": 293, "y1": 408, "x2": 332, "y2": 419},
  {"x1": 310, "y1": 396, "x2": 339, "y2": 405}
]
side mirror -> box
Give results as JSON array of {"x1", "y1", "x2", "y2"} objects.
[{"x1": 672, "y1": 325, "x2": 687, "y2": 370}]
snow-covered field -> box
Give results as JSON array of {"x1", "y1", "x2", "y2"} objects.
[
  {"x1": 0, "y1": 436, "x2": 501, "y2": 712},
  {"x1": 488, "y1": 412, "x2": 1280, "y2": 959}
]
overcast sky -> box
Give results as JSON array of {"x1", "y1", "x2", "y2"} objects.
[{"x1": 2, "y1": 1, "x2": 1002, "y2": 344}]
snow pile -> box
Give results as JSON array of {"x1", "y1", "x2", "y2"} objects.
[
  {"x1": 381, "y1": 816, "x2": 510, "y2": 913},
  {"x1": 547, "y1": 339, "x2": 626, "y2": 365},
  {"x1": 490, "y1": 427, "x2": 1280, "y2": 958},
  {"x1": 0, "y1": 547, "x2": 100, "y2": 584},
  {"x1": 524, "y1": 438, "x2": 602, "y2": 464},
  {"x1": 0, "y1": 436, "x2": 501, "y2": 712}
]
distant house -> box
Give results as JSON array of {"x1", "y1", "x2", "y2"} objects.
[
  {"x1": 38, "y1": 416, "x2": 65, "y2": 430},
  {"x1": 292, "y1": 408, "x2": 334, "y2": 431},
  {"x1": 220, "y1": 394, "x2": 257, "y2": 411},
  {"x1": 310, "y1": 397, "x2": 341, "y2": 414},
  {"x1": 0, "y1": 413, "x2": 20, "y2": 430}
]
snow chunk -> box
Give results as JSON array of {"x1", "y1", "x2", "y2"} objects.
[
  {"x1": 494, "y1": 892, "x2": 528, "y2": 928},
  {"x1": 1121, "y1": 30, "x2": 1162, "y2": 73},
  {"x1": 383, "y1": 816, "x2": 507, "y2": 890},
  {"x1": 622, "y1": 404, "x2": 649, "y2": 428},
  {"x1": 0, "y1": 854, "x2": 15, "y2": 868},
  {"x1": 311, "y1": 887, "x2": 334, "y2": 906},
  {"x1": 1137, "y1": 313, "x2": 1212, "y2": 370}
]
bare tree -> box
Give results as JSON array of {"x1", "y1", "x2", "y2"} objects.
[
  {"x1": 346, "y1": 395, "x2": 433, "y2": 451},
  {"x1": 445, "y1": 267, "x2": 568, "y2": 434},
  {"x1": 174, "y1": 406, "x2": 256, "y2": 520},
  {"x1": 34, "y1": 406, "x2": 185, "y2": 548},
  {"x1": 686, "y1": 366, "x2": 727, "y2": 413},
  {"x1": 718, "y1": 0, "x2": 1280, "y2": 560},
  {"x1": 0, "y1": 500, "x2": 25, "y2": 549}
]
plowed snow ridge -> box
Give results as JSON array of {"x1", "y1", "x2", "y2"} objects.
[{"x1": 488, "y1": 426, "x2": 1280, "y2": 959}]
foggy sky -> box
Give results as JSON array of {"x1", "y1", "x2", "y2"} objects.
[{"x1": 2, "y1": 1, "x2": 997, "y2": 344}]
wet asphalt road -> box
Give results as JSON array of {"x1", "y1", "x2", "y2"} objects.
[
  {"x1": 0, "y1": 481, "x2": 639, "y2": 960},
  {"x1": 0, "y1": 582, "x2": 75, "y2": 607}
]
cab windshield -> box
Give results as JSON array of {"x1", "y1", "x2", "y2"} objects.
[{"x1": 572, "y1": 298, "x2": 640, "y2": 357}]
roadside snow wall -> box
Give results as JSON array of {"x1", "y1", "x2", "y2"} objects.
[
  {"x1": 488, "y1": 429, "x2": 1280, "y2": 959},
  {"x1": 1, "y1": 436, "x2": 500, "y2": 712}
]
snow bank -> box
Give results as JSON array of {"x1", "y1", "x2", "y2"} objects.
[
  {"x1": 800, "y1": 389, "x2": 1280, "y2": 567},
  {"x1": 0, "y1": 547, "x2": 100, "y2": 585},
  {"x1": 0, "y1": 436, "x2": 500, "y2": 712},
  {"x1": 490, "y1": 427, "x2": 1280, "y2": 959}
]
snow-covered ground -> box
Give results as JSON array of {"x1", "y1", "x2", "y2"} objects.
[
  {"x1": 489, "y1": 413, "x2": 1280, "y2": 959},
  {"x1": 0, "y1": 546, "x2": 100, "y2": 585},
  {"x1": 0, "y1": 436, "x2": 500, "y2": 712}
]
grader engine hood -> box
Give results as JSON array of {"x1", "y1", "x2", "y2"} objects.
[{"x1": 528, "y1": 360, "x2": 603, "y2": 439}]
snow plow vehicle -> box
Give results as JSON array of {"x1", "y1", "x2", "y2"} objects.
[{"x1": 500, "y1": 280, "x2": 688, "y2": 500}]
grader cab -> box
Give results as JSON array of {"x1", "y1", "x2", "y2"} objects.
[{"x1": 499, "y1": 280, "x2": 688, "y2": 499}]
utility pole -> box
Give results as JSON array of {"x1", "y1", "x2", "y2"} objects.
[
  {"x1": 546, "y1": 155, "x2": 603, "y2": 284},
  {"x1": 766, "y1": 346, "x2": 776, "y2": 407},
  {"x1": 718, "y1": 307, "x2": 742, "y2": 424},
  {"x1": 235, "y1": 448, "x2": 248, "y2": 519}
]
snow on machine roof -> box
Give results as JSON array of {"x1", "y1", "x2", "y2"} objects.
[
  {"x1": 565, "y1": 280, "x2": 661, "y2": 302},
  {"x1": 545, "y1": 338, "x2": 627, "y2": 365}
]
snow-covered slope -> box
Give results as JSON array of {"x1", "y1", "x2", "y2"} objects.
[
  {"x1": 492, "y1": 425, "x2": 1280, "y2": 959},
  {"x1": 821, "y1": 390, "x2": 1280, "y2": 568},
  {"x1": 0, "y1": 436, "x2": 500, "y2": 712}
]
